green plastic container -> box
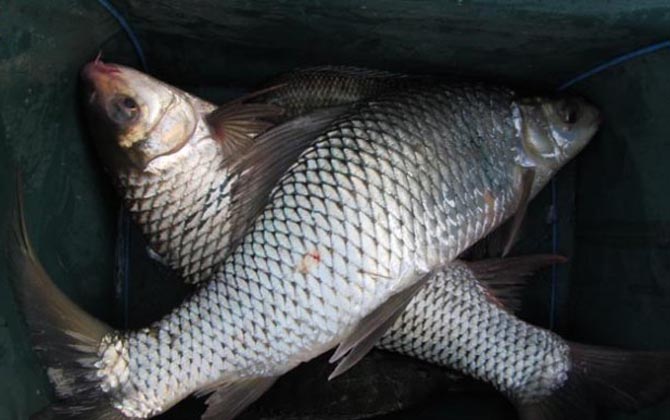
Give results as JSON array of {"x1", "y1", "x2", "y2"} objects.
[{"x1": 1, "y1": 1, "x2": 669, "y2": 419}]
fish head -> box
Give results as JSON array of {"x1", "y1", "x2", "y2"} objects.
[
  {"x1": 80, "y1": 59, "x2": 198, "y2": 173},
  {"x1": 517, "y1": 95, "x2": 600, "y2": 168},
  {"x1": 515, "y1": 94, "x2": 600, "y2": 189}
]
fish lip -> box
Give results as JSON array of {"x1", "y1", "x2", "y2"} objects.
[{"x1": 80, "y1": 58, "x2": 121, "y2": 83}]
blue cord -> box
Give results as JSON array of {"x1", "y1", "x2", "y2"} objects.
[
  {"x1": 547, "y1": 39, "x2": 670, "y2": 330},
  {"x1": 558, "y1": 40, "x2": 670, "y2": 91},
  {"x1": 96, "y1": 0, "x2": 147, "y2": 327},
  {"x1": 96, "y1": 0, "x2": 148, "y2": 71}
]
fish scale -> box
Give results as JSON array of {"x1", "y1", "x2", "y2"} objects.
[
  {"x1": 116, "y1": 102, "x2": 238, "y2": 284},
  {"x1": 375, "y1": 261, "x2": 575, "y2": 401},
  {"x1": 94, "y1": 83, "x2": 525, "y2": 417}
]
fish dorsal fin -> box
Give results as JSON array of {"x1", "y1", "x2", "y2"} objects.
[
  {"x1": 196, "y1": 376, "x2": 278, "y2": 420},
  {"x1": 328, "y1": 268, "x2": 437, "y2": 380},
  {"x1": 465, "y1": 255, "x2": 566, "y2": 312},
  {"x1": 225, "y1": 106, "x2": 348, "y2": 252},
  {"x1": 276, "y1": 65, "x2": 406, "y2": 80},
  {"x1": 205, "y1": 85, "x2": 287, "y2": 165},
  {"x1": 502, "y1": 167, "x2": 536, "y2": 257}
]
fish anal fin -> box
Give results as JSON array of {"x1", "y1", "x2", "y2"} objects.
[
  {"x1": 198, "y1": 376, "x2": 278, "y2": 420},
  {"x1": 465, "y1": 254, "x2": 567, "y2": 312},
  {"x1": 502, "y1": 167, "x2": 536, "y2": 257},
  {"x1": 328, "y1": 268, "x2": 437, "y2": 380}
]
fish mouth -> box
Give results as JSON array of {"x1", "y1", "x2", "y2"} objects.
[
  {"x1": 80, "y1": 54, "x2": 124, "y2": 103},
  {"x1": 81, "y1": 53, "x2": 121, "y2": 80}
]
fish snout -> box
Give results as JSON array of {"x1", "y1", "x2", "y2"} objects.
[{"x1": 81, "y1": 60, "x2": 121, "y2": 82}]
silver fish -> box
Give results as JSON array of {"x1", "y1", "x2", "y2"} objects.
[{"x1": 12, "y1": 61, "x2": 605, "y2": 420}]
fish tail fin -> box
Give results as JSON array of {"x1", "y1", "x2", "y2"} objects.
[
  {"x1": 517, "y1": 342, "x2": 670, "y2": 420},
  {"x1": 8, "y1": 185, "x2": 131, "y2": 419}
]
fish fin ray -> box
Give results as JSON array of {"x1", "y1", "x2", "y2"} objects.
[
  {"x1": 517, "y1": 343, "x2": 670, "y2": 419},
  {"x1": 8, "y1": 178, "x2": 131, "y2": 419},
  {"x1": 465, "y1": 254, "x2": 567, "y2": 312},
  {"x1": 198, "y1": 376, "x2": 278, "y2": 420},
  {"x1": 206, "y1": 100, "x2": 284, "y2": 165},
  {"x1": 328, "y1": 268, "x2": 437, "y2": 380},
  {"x1": 502, "y1": 167, "x2": 535, "y2": 257},
  {"x1": 225, "y1": 106, "x2": 348, "y2": 253},
  {"x1": 269, "y1": 65, "x2": 406, "y2": 81}
]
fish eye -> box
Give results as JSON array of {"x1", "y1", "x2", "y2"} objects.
[
  {"x1": 559, "y1": 102, "x2": 579, "y2": 125},
  {"x1": 110, "y1": 95, "x2": 139, "y2": 125}
]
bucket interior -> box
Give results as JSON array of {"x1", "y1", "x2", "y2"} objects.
[{"x1": 1, "y1": 1, "x2": 670, "y2": 418}]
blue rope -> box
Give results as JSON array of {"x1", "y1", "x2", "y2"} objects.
[
  {"x1": 558, "y1": 40, "x2": 670, "y2": 91},
  {"x1": 96, "y1": 0, "x2": 147, "y2": 327},
  {"x1": 96, "y1": 0, "x2": 148, "y2": 71},
  {"x1": 547, "y1": 39, "x2": 670, "y2": 330}
]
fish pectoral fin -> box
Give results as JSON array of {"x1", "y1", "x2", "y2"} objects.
[
  {"x1": 328, "y1": 268, "x2": 437, "y2": 380},
  {"x1": 502, "y1": 167, "x2": 536, "y2": 257},
  {"x1": 206, "y1": 85, "x2": 287, "y2": 165},
  {"x1": 464, "y1": 254, "x2": 566, "y2": 312},
  {"x1": 196, "y1": 376, "x2": 279, "y2": 420},
  {"x1": 224, "y1": 106, "x2": 348, "y2": 253}
]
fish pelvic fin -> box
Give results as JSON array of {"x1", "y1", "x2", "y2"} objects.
[
  {"x1": 328, "y1": 268, "x2": 437, "y2": 380},
  {"x1": 516, "y1": 342, "x2": 670, "y2": 420},
  {"x1": 465, "y1": 254, "x2": 567, "y2": 312},
  {"x1": 502, "y1": 167, "x2": 535, "y2": 257},
  {"x1": 8, "y1": 181, "x2": 132, "y2": 419}
]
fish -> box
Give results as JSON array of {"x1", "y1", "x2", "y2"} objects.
[{"x1": 13, "y1": 60, "x2": 604, "y2": 420}]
